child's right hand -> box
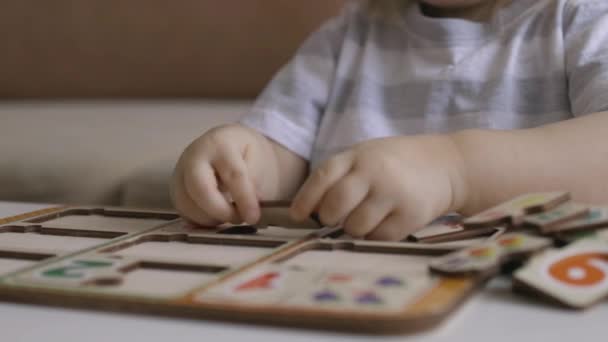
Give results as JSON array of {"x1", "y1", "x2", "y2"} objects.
[{"x1": 171, "y1": 124, "x2": 279, "y2": 227}]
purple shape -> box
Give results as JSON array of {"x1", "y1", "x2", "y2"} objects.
[
  {"x1": 314, "y1": 290, "x2": 339, "y2": 302},
  {"x1": 356, "y1": 292, "x2": 383, "y2": 305},
  {"x1": 376, "y1": 276, "x2": 404, "y2": 287},
  {"x1": 442, "y1": 257, "x2": 469, "y2": 269}
]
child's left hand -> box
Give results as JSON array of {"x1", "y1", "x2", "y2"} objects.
[{"x1": 290, "y1": 135, "x2": 469, "y2": 241}]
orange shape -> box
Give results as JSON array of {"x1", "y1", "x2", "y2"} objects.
[{"x1": 236, "y1": 272, "x2": 280, "y2": 291}]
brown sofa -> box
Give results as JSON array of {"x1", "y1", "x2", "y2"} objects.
[{"x1": 0, "y1": 1, "x2": 346, "y2": 209}]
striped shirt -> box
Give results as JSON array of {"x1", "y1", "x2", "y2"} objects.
[{"x1": 240, "y1": 0, "x2": 608, "y2": 168}]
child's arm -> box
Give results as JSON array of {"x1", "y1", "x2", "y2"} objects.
[
  {"x1": 289, "y1": 112, "x2": 608, "y2": 241},
  {"x1": 454, "y1": 110, "x2": 608, "y2": 215},
  {"x1": 457, "y1": 0, "x2": 608, "y2": 213},
  {"x1": 171, "y1": 124, "x2": 307, "y2": 226}
]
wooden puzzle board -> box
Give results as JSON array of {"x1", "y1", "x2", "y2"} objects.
[
  {"x1": 0, "y1": 206, "x2": 482, "y2": 334},
  {"x1": 0, "y1": 258, "x2": 35, "y2": 274},
  {"x1": 0, "y1": 232, "x2": 106, "y2": 252},
  {"x1": 34, "y1": 214, "x2": 168, "y2": 232}
]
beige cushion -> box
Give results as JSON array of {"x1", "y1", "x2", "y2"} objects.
[
  {"x1": 0, "y1": 101, "x2": 249, "y2": 207},
  {"x1": 0, "y1": 0, "x2": 346, "y2": 98},
  {"x1": 121, "y1": 160, "x2": 175, "y2": 210}
]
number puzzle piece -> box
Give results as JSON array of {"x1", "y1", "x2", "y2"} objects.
[
  {"x1": 463, "y1": 192, "x2": 570, "y2": 229},
  {"x1": 410, "y1": 214, "x2": 497, "y2": 243},
  {"x1": 513, "y1": 239, "x2": 608, "y2": 309},
  {"x1": 411, "y1": 213, "x2": 464, "y2": 240},
  {"x1": 429, "y1": 233, "x2": 552, "y2": 277},
  {"x1": 523, "y1": 202, "x2": 589, "y2": 233},
  {"x1": 541, "y1": 207, "x2": 608, "y2": 234}
]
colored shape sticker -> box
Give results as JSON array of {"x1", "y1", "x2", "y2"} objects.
[
  {"x1": 537, "y1": 213, "x2": 554, "y2": 220},
  {"x1": 469, "y1": 247, "x2": 497, "y2": 259},
  {"x1": 587, "y1": 209, "x2": 604, "y2": 221},
  {"x1": 356, "y1": 291, "x2": 383, "y2": 305},
  {"x1": 442, "y1": 257, "x2": 469, "y2": 269},
  {"x1": 570, "y1": 209, "x2": 605, "y2": 225},
  {"x1": 327, "y1": 273, "x2": 352, "y2": 283},
  {"x1": 236, "y1": 272, "x2": 279, "y2": 291},
  {"x1": 512, "y1": 195, "x2": 549, "y2": 210},
  {"x1": 376, "y1": 276, "x2": 404, "y2": 287},
  {"x1": 430, "y1": 214, "x2": 462, "y2": 228},
  {"x1": 498, "y1": 236, "x2": 525, "y2": 250},
  {"x1": 314, "y1": 290, "x2": 340, "y2": 302},
  {"x1": 42, "y1": 260, "x2": 114, "y2": 279}
]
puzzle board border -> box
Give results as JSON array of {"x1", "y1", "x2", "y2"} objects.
[{"x1": 0, "y1": 206, "x2": 483, "y2": 334}]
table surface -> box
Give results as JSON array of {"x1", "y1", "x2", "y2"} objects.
[{"x1": 0, "y1": 201, "x2": 604, "y2": 342}]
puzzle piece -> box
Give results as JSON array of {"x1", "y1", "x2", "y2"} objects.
[
  {"x1": 429, "y1": 233, "x2": 552, "y2": 277},
  {"x1": 523, "y1": 202, "x2": 589, "y2": 233},
  {"x1": 541, "y1": 207, "x2": 608, "y2": 234},
  {"x1": 554, "y1": 225, "x2": 608, "y2": 245},
  {"x1": 411, "y1": 214, "x2": 463, "y2": 241},
  {"x1": 411, "y1": 213, "x2": 498, "y2": 243},
  {"x1": 463, "y1": 192, "x2": 570, "y2": 229},
  {"x1": 513, "y1": 239, "x2": 608, "y2": 309}
]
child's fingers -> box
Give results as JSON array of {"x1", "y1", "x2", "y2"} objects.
[
  {"x1": 183, "y1": 161, "x2": 239, "y2": 223},
  {"x1": 291, "y1": 153, "x2": 353, "y2": 220},
  {"x1": 343, "y1": 195, "x2": 394, "y2": 238},
  {"x1": 171, "y1": 169, "x2": 222, "y2": 227},
  {"x1": 213, "y1": 153, "x2": 260, "y2": 224},
  {"x1": 316, "y1": 175, "x2": 369, "y2": 227},
  {"x1": 171, "y1": 167, "x2": 219, "y2": 225},
  {"x1": 365, "y1": 213, "x2": 410, "y2": 241}
]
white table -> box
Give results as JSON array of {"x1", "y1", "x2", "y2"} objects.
[{"x1": 0, "y1": 201, "x2": 604, "y2": 342}]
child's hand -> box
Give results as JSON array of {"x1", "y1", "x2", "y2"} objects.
[
  {"x1": 171, "y1": 124, "x2": 280, "y2": 226},
  {"x1": 290, "y1": 135, "x2": 468, "y2": 241}
]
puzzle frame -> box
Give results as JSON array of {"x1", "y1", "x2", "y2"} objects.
[{"x1": 0, "y1": 205, "x2": 483, "y2": 334}]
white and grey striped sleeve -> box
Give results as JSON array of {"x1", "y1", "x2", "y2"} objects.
[
  {"x1": 239, "y1": 5, "x2": 357, "y2": 160},
  {"x1": 564, "y1": 0, "x2": 608, "y2": 115}
]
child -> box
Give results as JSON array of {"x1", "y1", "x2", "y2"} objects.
[{"x1": 171, "y1": 0, "x2": 608, "y2": 241}]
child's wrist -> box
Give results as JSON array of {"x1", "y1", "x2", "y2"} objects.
[{"x1": 446, "y1": 130, "x2": 477, "y2": 215}]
